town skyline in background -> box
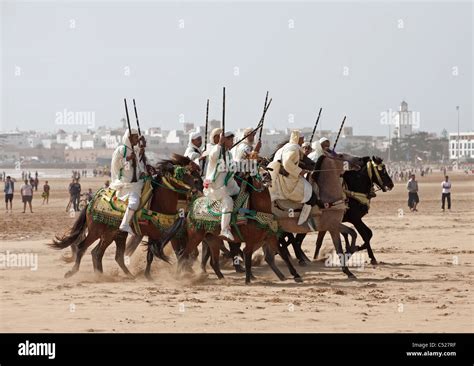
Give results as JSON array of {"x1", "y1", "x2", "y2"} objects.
[{"x1": 1, "y1": 1, "x2": 472, "y2": 136}]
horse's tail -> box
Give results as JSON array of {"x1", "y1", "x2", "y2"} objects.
[
  {"x1": 49, "y1": 208, "x2": 87, "y2": 250},
  {"x1": 149, "y1": 217, "x2": 186, "y2": 263}
]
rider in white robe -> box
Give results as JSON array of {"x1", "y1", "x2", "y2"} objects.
[
  {"x1": 204, "y1": 131, "x2": 239, "y2": 241},
  {"x1": 110, "y1": 129, "x2": 145, "y2": 234}
]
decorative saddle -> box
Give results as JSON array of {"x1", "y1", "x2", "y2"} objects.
[
  {"x1": 88, "y1": 180, "x2": 178, "y2": 234},
  {"x1": 188, "y1": 187, "x2": 278, "y2": 237}
]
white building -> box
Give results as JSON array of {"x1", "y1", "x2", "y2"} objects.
[
  {"x1": 449, "y1": 132, "x2": 474, "y2": 160},
  {"x1": 393, "y1": 101, "x2": 415, "y2": 139}
]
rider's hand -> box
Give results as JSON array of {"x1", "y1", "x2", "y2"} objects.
[
  {"x1": 254, "y1": 140, "x2": 262, "y2": 153},
  {"x1": 299, "y1": 170, "x2": 307, "y2": 177},
  {"x1": 126, "y1": 151, "x2": 136, "y2": 162}
]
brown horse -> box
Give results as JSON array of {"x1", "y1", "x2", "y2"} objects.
[
  {"x1": 49, "y1": 155, "x2": 202, "y2": 279},
  {"x1": 152, "y1": 169, "x2": 303, "y2": 284}
]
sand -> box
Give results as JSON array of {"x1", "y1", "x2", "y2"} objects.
[{"x1": 0, "y1": 172, "x2": 473, "y2": 333}]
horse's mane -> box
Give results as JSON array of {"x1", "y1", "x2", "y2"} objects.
[{"x1": 156, "y1": 154, "x2": 191, "y2": 174}]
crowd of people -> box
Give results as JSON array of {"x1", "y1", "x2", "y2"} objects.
[{"x1": 2, "y1": 170, "x2": 106, "y2": 214}]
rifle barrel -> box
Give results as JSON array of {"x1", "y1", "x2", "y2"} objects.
[
  {"x1": 132, "y1": 99, "x2": 141, "y2": 136},
  {"x1": 258, "y1": 91, "x2": 269, "y2": 141},
  {"x1": 333, "y1": 116, "x2": 346, "y2": 149},
  {"x1": 309, "y1": 107, "x2": 323, "y2": 144}
]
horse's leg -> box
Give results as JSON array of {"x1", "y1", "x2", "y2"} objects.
[
  {"x1": 200, "y1": 238, "x2": 211, "y2": 273},
  {"x1": 91, "y1": 238, "x2": 105, "y2": 274},
  {"x1": 65, "y1": 231, "x2": 98, "y2": 278},
  {"x1": 279, "y1": 233, "x2": 294, "y2": 259},
  {"x1": 229, "y1": 242, "x2": 245, "y2": 273},
  {"x1": 125, "y1": 234, "x2": 143, "y2": 257},
  {"x1": 271, "y1": 235, "x2": 302, "y2": 282},
  {"x1": 262, "y1": 243, "x2": 286, "y2": 281},
  {"x1": 243, "y1": 244, "x2": 254, "y2": 285},
  {"x1": 341, "y1": 224, "x2": 358, "y2": 254},
  {"x1": 90, "y1": 230, "x2": 117, "y2": 274},
  {"x1": 329, "y1": 230, "x2": 356, "y2": 279},
  {"x1": 352, "y1": 218, "x2": 376, "y2": 264},
  {"x1": 177, "y1": 229, "x2": 204, "y2": 275},
  {"x1": 207, "y1": 236, "x2": 224, "y2": 279},
  {"x1": 314, "y1": 231, "x2": 326, "y2": 259},
  {"x1": 144, "y1": 246, "x2": 154, "y2": 281},
  {"x1": 293, "y1": 233, "x2": 310, "y2": 265},
  {"x1": 115, "y1": 233, "x2": 134, "y2": 278}
]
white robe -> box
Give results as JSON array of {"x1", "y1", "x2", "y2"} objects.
[
  {"x1": 109, "y1": 133, "x2": 145, "y2": 208},
  {"x1": 184, "y1": 143, "x2": 201, "y2": 166}
]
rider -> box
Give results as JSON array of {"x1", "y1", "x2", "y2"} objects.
[
  {"x1": 301, "y1": 141, "x2": 312, "y2": 156},
  {"x1": 110, "y1": 129, "x2": 146, "y2": 235},
  {"x1": 269, "y1": 130, "x2": 324, "y2": 229},
  {"x1": 184, "y1": 131, "x2": 204, "y2": 166},
  {"x1": 201, "y1": 127, "x2": 222, "y2": 174},
  {"x1": 309, "y1": 137, "x2": 332, "y2": 161},
  {"x1": 204, "y1": 131, "x2": 239, "y2": 241},
  {"x1": 233, "y1": 127, "x2": 262, "y2": 162}
]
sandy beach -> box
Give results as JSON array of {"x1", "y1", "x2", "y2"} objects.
[{"x1": 1, "y1": 172, "x2": 473, "y2": 333}]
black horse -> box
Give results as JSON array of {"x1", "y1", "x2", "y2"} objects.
[{"x1": 313, "y1": 156, "x2": 394, "y2": 264}]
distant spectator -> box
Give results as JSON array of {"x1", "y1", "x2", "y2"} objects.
[
  {"x1": 4, "y1": 176, "x2": 14, "y2": 213},
  {"x1": 441, "y1": 176, "x2": 451, "y2": 212},
  {"x1": 407, "y1": 174, "x2": 419, "y2": 212},
  {"x1": 85, "y1": 188, "x2": 94, "y2": 203},
  {"x1": 69, "y1": 179, "x2": 81, "y2": 211},
  {"x1": 104, "y1": 180, "x2": 110, "y2": 189},
  {"x1": 42, "y1": 181, "x2": 50, "y2": 205},
  {"x1": 20, "y1": 179, "x2": 33, "y2": 213}
]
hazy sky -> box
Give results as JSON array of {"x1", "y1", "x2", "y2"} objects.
[{"x1": 1, "y1": 0, "x2": 472, "y2": 137}]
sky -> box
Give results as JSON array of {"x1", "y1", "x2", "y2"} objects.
[{"x1": 1, "y1": 0, "x2": 472, "y2": 137}]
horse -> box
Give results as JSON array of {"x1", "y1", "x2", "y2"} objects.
[
  {"x1": 151, "y1": 168, "x2": 304, "y2": 284},
  {"x1": 314, "y1": 156, "x2": 394, "y2": 264},
  {"x1": 274, "y1": 153, "x2": 359, "y2": 279},
  {"x1": 49, "y1": 154, "x2": 202, "y2": 279}
]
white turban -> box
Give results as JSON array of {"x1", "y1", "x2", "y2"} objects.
[
  {"x1": 122, "y1": 128, "x2": 138, "y2": 147},
  {"x1": 243, "y1": 127, "x2": 254, "y2": 141},
  {"x1": 319, "y1": 137, "x2": 329, "y2": 144},
  {"x1": 210, "y1": 128, "x2": 222, "y2": 143},
  {"x1": 189, "y1": 131, "x2": 202, "y2": 142},
  {"x1": 302, "y1": 142, "x2": 311, "y2": 148},
  {"x1": 224, "y1": 131, "x2": 235, "y2": 138},
  {"x1": 289, "y1": 130, "x2": 301, "y2": 144}
]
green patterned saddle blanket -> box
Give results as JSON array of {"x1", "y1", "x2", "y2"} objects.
[
  {"x1": 88, "y1": 181, "x2": 158, "y2": 229},
  {"x1": 188, "y1": 189, "x2": 278, "y2": 234},
  {"x1": 189, "y1": 190, "x2": 250, "y2": 229}
]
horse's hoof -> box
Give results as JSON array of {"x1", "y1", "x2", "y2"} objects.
[
  {"x1": 234, "y1": 265, "x2": 245, "y2": 273},
  {"x1": 250, "y1": 274, "x2": 256, "y2": 280},
  {"x1": 145, "y1": 273, "x2": 153, "y2": 281},
  {"x1": 298, "y1": 260, "x2": 307, "y2": 267},
  {"x1": 370, "y1": 259, "x2": 378, "y2": 265},
  {"x1": 64, "y1": 270, "x2": 75, "y2": 278},
  {"x1": 294, "y1": 276, "x2": 304, "y2": 283},
  {"x1": 245, "y1": 279, "x2": 251, "y2": 285}
]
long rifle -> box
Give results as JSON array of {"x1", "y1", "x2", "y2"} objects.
[
  {"x1": 222, "y1": 87, "x2": 226, "y2": 163},
  {"x1": 333, "y1": 116, "x2": 346, "y2": 150},
  {"x1": 230, "y1": 97, "x2": 272, "y2": 149},
  {"x1": 133, "y1": 98, "x2": 148, "y2": 166},
  {"x1": 309, "y1": 107, "x2": 323, "y2": 144},
  {"x1": 124, "y1": 98, "x2": 137, "y2": 182},
  {"x1": 200, "y1": 99, "x2": 210, "y2": 175},
  {"x1": 258, "y1": 91, "x2": 269, "y2": 142},
  {"x1": 202, "y1": 99, "x2": 210, "y2": 153}
]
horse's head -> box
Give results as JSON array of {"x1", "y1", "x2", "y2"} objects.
[
  {"x1": 257, "y1": 165, "x2": 272, "y2": 188},
  {"x1": 155, "y1": 154, "x2": 203, "y2": 195},
  {"x1": 370, "y1": 156, "x2": 394, "y2": 192}
]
